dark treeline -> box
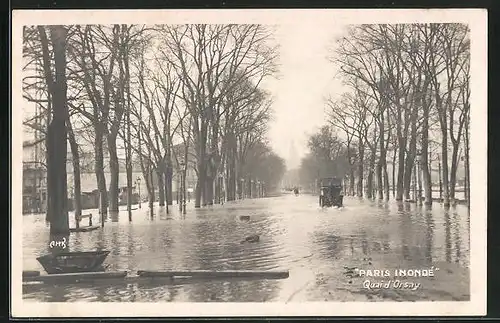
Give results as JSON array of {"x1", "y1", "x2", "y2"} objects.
[
  {"x1": 22, "y1": 24, "x2": 286, "y2": 234},
  {"x1": 299, "y1": 24, "x2": 470, "y2": 208}
]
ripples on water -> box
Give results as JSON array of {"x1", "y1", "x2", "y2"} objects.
[{"x1": 22, "y1": 194, "x2": 470, "y2": 302}]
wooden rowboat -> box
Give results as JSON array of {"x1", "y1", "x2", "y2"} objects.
[{"x1": 36, "y1": 250, "x2": 110, "y2": 275}]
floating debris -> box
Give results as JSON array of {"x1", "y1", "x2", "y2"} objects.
[{"x1": 241, "y1": 234, "x2": 260, "y2": 243}]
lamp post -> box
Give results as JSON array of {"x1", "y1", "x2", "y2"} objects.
[
  {"x1": 416, "y1": 150, "x2": 422, "y2": 205},
  {"x1": 180, "y1": 160, "x2": 186, "y2": 215},
  {"x1": 136, "y1": 177, "x2": 141, "y2": 209}
]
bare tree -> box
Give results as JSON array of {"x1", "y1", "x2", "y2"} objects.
[
  {"x1": 328, "y1": 23, "x2": 470, "y2": 207},
  {"x1": 326, "y1": 94, "x2": 357, "y2": 195},
  {"x1": 37, "y1": 25, "x2": 70, "y2": 234},
  {"x1": 23, "y1": 26, "x2": 86, "y2": 220},
  {"x1": 426, "y1": 23, "x2": 469, "y2": 206},
  {"x1": 159, "y1": 24, "x2": 278, "y2": 207},
  {"x1": 69, "y1": 25, "x2": 119, "y2": 215}
]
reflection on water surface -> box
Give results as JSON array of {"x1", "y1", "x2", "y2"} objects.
[{"x1": 22, "y1": 194, "x2": 470, "y2": 302}]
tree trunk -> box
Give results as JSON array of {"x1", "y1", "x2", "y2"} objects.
[
  {"x1": 366, "y1": 152, "x2": 376, "y2": 199},
  {"x1": 157, "y1": 169, "x2": 165, "y2": 206},
  {"x1": 176, "y1": 171, "x2": 182, "y2": 209},
  {"x1": 214, "y1": 175, "x2": 220, "y2": 204},
  {"x1": 396, "y1": 141, "x2": 405, "y2": 201},
  {"x1": 403, "y1": 153, "x2": 415, "y2": 200},
  {"x1": 149, "y1": 168, "x2": 155, "y2": 209},
  {"x1": 107, "y1": 135, "x2": 120, "y2": 212},
  {"x1": 225, "y1": 168, "x2": 231, "y2": 201},
  {"x1": 383, "y1": 162, "x2": 390, "y2": 201},
  {"x1": 94, "y1": 125, "x2": 107, "y2": 215},
  {"x1": 124, "y1": 37, "x2": 133, "y2": 221},
  {"x1": 166, "y1": 163, "x2": 173, "y2": 205},
  {"x1": 143, "y1": 167, "x2": 153, "y2": 204},
  {"x1": 226, "y1": 148, "x2": 236, "y2": 201},
  {"x1": 47, "y1": 120, "x2": 69, "y2": 234},
  {"x1": 421, "y1": 109, "x2": 432, "y2": 205},
  {"x1": 464, "y1": 111, "x2": 470, "y2": 208},
  {"x1": 392, "y1": 148, "x2": 397, "y2": 198},
  {"x1": 124, "y1": 123, "x2": 132, "y2": 219},
  {"x1": 202, "y1": 154, "x2": 211, "y2": 207},
  {"x1": 349, "y1": 166, "x2": 355, "y2": 196},
  {"x1": 440, "y1": 123, "x2": 450, "y2": 207},
  {"x1": 195, "y1": 173, "x2": 203, "y2": 208},
  {"x1": 377, "y1": 113, "x2": 385, "y2": 200},
  {"x1": 126, "y1": 151, "x2": 132, "y2": 220},
  {"x1": 403, "y1": 115, "x2": 417, "y2": 200},
  {"x1": 356, "y1": 140, "x2": 364, "y2": 197},
  {"x1": 165, "y1": 167, "x2": 170, "y2": 214},
  {"x1": 376, "y1": 162, "x2": 383, "y2": 199},
  {"x1": 164, "y1": 170, "x2": 170, "y2": 205},
  {"x1": 205, "y1": 175, "x2": 214, "y2": 205},
  {"x1": 182, "y1": 168, "x2": 188, "y2": 208},
  {"x1": 46, "y1": 26, "x2": 69, "y2": 235},
  {"x1": 37, "y1": 26, "x2": 54, "y2": 224},
  {"x1": 438, "y1": 154, "x2": 443, "y2": 200},
  {"x1": 231, "y1": 142, "x2": 238, "y2": 201},
  {"x1": 248, "y1": 177, "x2": 252, "y2": 198},
  {"x1": 67, "y1": 119, "x2": 82, "y2": 219},
  {"x1": 195, "y1": 124, "x2": 207, "y2": 208},
  {"x1": 449, "y1": 144, "x2": 460, "y2": 203},
  {"x1": 237, "y1": 161, "x2": 243, "y2": 199},
  {"x1": 45, "y1": 107, "x2": 52, "y2": 222},
  {"x1": 441, "y1": 139, "x2": 450, "y2": 207},
  {"x1": 195, "y1": 179, "x2": 202, "y2": 207},
  {"x1": 203, "y1": 178, "x2": 210, "y2": 206}
]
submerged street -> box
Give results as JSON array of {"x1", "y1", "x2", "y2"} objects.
[{"x1": 22, "y1": 194, "x2": 470, "y2": 302}]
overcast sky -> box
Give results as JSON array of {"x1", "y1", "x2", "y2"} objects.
[{"x1": 264, "y1": 22, "x2": 346, "y2": 170}]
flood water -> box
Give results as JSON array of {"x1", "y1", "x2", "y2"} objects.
[{"x1": 22, "y1": 194, "x2": 470, "y2": 302}]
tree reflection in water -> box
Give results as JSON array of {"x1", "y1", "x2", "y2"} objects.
[
  {"x1": 398, "y1": 203, "x2": 412, "y2": 262},
  {"x1": 424, "y1": 205, "x2": 435, "y2": 264},
  {"x1": 445, "y1": 208, "x2": 452, "y2": 263}
]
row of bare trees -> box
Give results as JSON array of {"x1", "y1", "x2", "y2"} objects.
[
  {"x1": 300, "y1": 23, "x2": 470, "y2": 208},
  {"x1": 22, "y1": 24, "x2": 286, "y2": 234}
]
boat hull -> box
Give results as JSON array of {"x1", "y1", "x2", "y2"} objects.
[{"x1": 36, "y1": 251, "x2": 110, "y2": 275}]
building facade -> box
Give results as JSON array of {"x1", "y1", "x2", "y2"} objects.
[{"x1": 22, "y1": 140, "x2": 47, "y2": 214}]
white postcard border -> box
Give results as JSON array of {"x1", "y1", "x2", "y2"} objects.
[{"x1": 11, "y1": 8, "x2": 487, "y2": 317}]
